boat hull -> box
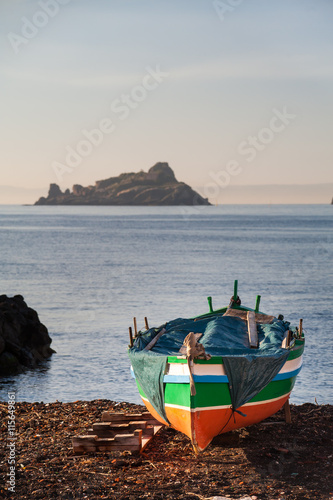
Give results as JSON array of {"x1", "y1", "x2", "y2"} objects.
[
  {"x1": 140, "y1": 391, "x2": 291, "y2": 452},
  {"x1": 135, "y1": 340, "x2": 304, "y2": 451}
]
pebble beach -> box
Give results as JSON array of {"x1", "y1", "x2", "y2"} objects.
[{"x1": 1, "y1": 400, "x2": 332, "y2": 500}]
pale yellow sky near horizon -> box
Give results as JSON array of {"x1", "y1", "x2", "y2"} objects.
[{"x1": 1, "y1": 0, "x2": 332, "y2": 204}]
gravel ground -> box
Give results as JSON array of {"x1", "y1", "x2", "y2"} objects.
[{"x1": 0, "y1": 400, "x2": 332, "y2": 500}]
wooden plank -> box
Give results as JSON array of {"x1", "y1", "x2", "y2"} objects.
[
  {"x1": 87, "y1": 428, "x2": 106, "y2": 437},
  {"x1": 108, "y1": 421, "x2": 147, "y2": 430},
  {"x1": 284, "y1": 399, "x2": 292, "y2": 424},
  {"x1": 92, "y1": 422, "x2": 116, "y2": 431},
  {"x1": 282, "y1": 330, "x2": 292, "y2": 349},
  {"x1": 128, "y1": 421, "x2": 148, "y2": 430},
  {"x1": 141, "y1": 427, "x2": 154, "y2": 438},
  {"x1": 141, "y1": 425, "x2": 163, "y2": 451},
  {"x1": 299, "y1": 318, "x2": 303, "y2": 339},
  {"x1": 114, "y1": 429, "x2": 142, "y2": 445},
  {"x1": 101, "y1": 412, "x2": 154, "y2": 422},
  {"x1": 247, "y1": 310, "x2": 258, "y2": 348},
  {"x1": 73, "y1": 411, "x2": 164, "y2": 455},
  {"x1": 90, "y1": 420, "x2": 152, "y2": 437},
  {"x1": 224, "y1": 308, "x2": 275, "y2": 324},
  {"x1": 72, "y1": 435, "x2": 99, "y2": 445},
  {"x1": 144, "y1": 328, "x2": 166, "y2": 351},
  {"x1": 101, "y1": 412, "x2": 142, "y2": 422},
  {"x1": 72, "y1": 431, "x2": 142, "y2": 453},
  {"x1": 129, "y1": 326, "x2": 133, "y2": 347}
]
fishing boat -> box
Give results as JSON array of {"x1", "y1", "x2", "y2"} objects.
[{"x1": 128, "y1": 281, "x2": 305, "y2": 452}]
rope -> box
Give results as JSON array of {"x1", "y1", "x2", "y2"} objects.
[{"x1": 180, "y1": 332, "x2": 211, "y2": 396}]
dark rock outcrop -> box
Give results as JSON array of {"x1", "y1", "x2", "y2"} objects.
[
  {"x1": 0, "y1": 295, "x2": 55, "y2": 375},
  {"x1": 35, "y1": 163, "x2": 211, "y2": 206}
]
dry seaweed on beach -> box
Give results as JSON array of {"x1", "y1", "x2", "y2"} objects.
[{"x1": 0, "y1": 400, "x2": 332, "y2": 500}]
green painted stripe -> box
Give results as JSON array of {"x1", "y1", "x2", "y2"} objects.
[
  {"x1": 163, "y1": 376, "x2": 296, "y2": 409},
  {"x1": 287, "y1": 343, "x2": 304, "y2": 360},
  {"x1": 137, "y1": 376, "x2": 296, "y2": 410},
  {"x1": 249, "y1": 377, "x2": 296, "y2": 402},
  {"x1": 164, "y1": 382, "x2": 192, "y2": 407},
  {"x1": 164, "y1": 382, "x2": 231, "y2": 408}
]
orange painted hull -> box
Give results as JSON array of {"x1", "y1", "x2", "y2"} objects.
[{"x1": 141, "y1": 394, "x2": 290, "y2": 452}]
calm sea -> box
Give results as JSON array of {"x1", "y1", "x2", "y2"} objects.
[{"x1": 0, "y1": 205, "x2": 332, "y2": 405}]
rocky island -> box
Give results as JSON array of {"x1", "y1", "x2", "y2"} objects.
[{"x1": 35, "y1": 163, "x2": 211, "y2": 206}]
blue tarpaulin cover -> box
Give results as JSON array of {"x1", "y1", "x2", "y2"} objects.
[{"x1": 128, "y1": 314, "x2": 291, "y2": 422}]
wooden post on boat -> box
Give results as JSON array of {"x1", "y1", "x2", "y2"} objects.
[
  {"x1": 247, "y1": 311, "x2": 258, "y2": 348},
  {"x1": 144, "y1": 317, "x2": 149, "y2": 330},
  {"x1": 133, "y1": 317, "x2": 138, "y2": 337},
  {"x1": 233, "y1": 280, "x2": 238, "y2": 302},
  {"x1": 128, "y1": 327, "x2": 134, "y2": 348},
  {"x1": 207, "y1": 296, "x2": 213, "y2": 313},
  {"x1": 255, "y1": 295, "x2": 261, "y2": 313},
  {"x1": 282, "y1": 330, "x2": 292, "y2": 349},
  {"x1": 284, "y1": 398, "x2": 292, "y2": 424},
  {"x1": 299, "y1": 319, "x2": 303, "y2": 339}
]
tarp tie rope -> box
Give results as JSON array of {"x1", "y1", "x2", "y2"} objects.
[
  {"x1": 233, "y1": 408, "x2": 247, "y2": 418},
  {"x1": 179, "y1": 332, "x2": 211, "y2": 396}
]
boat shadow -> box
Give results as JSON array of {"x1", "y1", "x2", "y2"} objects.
[
  {"x1": 143, "y1": 404, "x2": 331, "y2": 497},
  {"x1": 209, "y1": 404, "x2": 329, "y2": 494}
]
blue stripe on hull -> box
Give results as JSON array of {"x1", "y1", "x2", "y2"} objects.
[{"x1": 163, "y1": 366, "x2": 302, "y2": 384}]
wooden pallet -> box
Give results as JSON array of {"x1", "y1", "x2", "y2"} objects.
[{"x1": 72, "y1": 411, "x2": 163, "y2": 454}]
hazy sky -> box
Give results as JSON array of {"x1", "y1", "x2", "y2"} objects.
[{"x1": 1, "y1": 0, "x2": 332, "y2": 203}]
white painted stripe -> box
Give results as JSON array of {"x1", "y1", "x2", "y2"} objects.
[
  {"x1": 163, "y1": 392, "x2": 290, "y2": 413},
  {"x1": 242, "y1": 393, "x2": 291, "y2": 407},
  {"x1": 279, "y1": 356, "x2": 303, "y2": 374},
  {"x1": 167, "y1": 355, "x2": 302, "y2": 377},
  {"x1": 165, "y1": 402, "x2": 231, "y2": 412},
  {"x1": 167, "y1": 363, "x2": 226, "y2": 376}
]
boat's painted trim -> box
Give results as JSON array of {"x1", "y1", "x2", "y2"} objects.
[
  {"x1": 279, "y1": 355, "x2": 303, "y2": 373},
  {"x1": 136, "y1": 374, "x2": 297, "y2": 409},
  {"x1": 139, "y1": 387, "x2": 292, "y2": 451},
  {"x1": 165, "y1": 355, "x2": 302, "y2": 380},
  {"x1": 131, "y1": 351, "x2": 303, "y2": 381},
  {"x1": 164, "y1": 374, "x2": 229, "y2": 383},
  {"x1": 161, "y1": 393, "x2": 288, "y2": 413},
  {"x1": 167, "y1": 342, "x2": 304, "y2": 364},
  {"x1": 163, "y1": 366, "x2": 302, "y2": 384}
]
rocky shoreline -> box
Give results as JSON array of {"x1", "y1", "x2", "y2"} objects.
[
  {"x1": 0, "y1": 400, "x2": 332, "y2": 499},
  {"x1": 0, "y1": 295, "x2": 55, "y2": 376}
]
